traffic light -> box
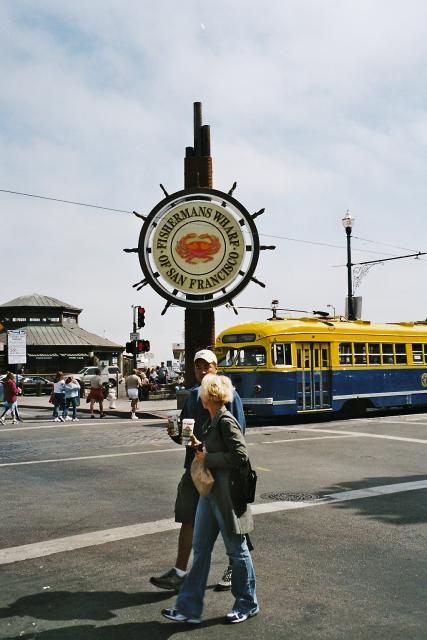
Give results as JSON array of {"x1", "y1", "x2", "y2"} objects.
[
  {"x1": 137, "y1": 339, "x2": 150, "y2": 353},
  {"x1": 125, "y1": 341, "x2": 136, "y2": 354},
  {"x1": 137, "y1": 307, "x2": 146, "y2": 328}
]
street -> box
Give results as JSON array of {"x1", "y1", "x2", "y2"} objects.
[{"x1": 0, "y1": 407, "x2": 426, "y2": 639}]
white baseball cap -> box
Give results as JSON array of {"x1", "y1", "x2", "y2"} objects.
[{"x1": 194, "y1": 349, "x2": 217, "y2": 365}]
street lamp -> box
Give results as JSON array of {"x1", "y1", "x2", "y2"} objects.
[{"x1": 342, "y1": 210, "x2": 355, "y2": 321}]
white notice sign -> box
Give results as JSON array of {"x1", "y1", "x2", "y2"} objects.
[{"x1": 7, "y1": 330, "x2": 27, "y2": 365}]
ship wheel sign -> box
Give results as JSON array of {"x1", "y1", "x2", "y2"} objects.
[{"x1": 125, "y1": 187, "x2": 275, "y2": 312}]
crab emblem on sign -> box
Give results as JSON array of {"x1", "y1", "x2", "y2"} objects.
[{"x1": 176, "y1": 233, "x2": 221, "y2": 264}]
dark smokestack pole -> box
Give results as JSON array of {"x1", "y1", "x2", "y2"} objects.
[{"x1": 184, "y1": 103, "x2": 215, "y2": 386}]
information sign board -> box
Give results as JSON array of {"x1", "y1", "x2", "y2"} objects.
[{"x1": 7, "y1": 330, "x2": 27, "y2": 365}]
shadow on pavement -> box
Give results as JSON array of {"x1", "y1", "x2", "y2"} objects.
[
  {"x1": 2, "y1": 618, "x2": 226, "y2": 640},
  {"x1": 320, "y1": 474, "x2": 427, "y2": 525},
  {"x1": 0, "y1": 590, "x2": 172, "y2": 622}
]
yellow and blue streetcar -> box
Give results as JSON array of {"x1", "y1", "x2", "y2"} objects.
[{"x1": 216, "y1": 316, "x2": 427, "y2": 418}]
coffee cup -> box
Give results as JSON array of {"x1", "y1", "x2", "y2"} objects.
[
  {"x1": 181, "y1": 418, "x2": 195, "y2": 446},
  {"x1": 167, "y1": 414, "x2": 179, "y2": 437}
]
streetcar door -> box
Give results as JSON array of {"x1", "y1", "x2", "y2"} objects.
[{"x1": 296, "y1": 343, "x2": 331, "y2": 411}]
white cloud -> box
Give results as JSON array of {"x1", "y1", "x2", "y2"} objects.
[{"x1": 1, "y1": 0, "x2": 427, "y2": 363}]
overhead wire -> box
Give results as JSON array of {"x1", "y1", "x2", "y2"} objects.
[
  {"x1": 1, "y1": 187, "x2": 425, "y2": 259},
  {"x1": 0, "y1": 188, "x2": 132, "y2": 214}
]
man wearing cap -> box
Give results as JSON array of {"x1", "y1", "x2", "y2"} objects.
[{"x1": 150, "y1": 349, "x2": 246, "y2": 593}]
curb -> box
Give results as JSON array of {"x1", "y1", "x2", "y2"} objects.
[{"x1": 19, "y1": 403, "x2": 169, "y2": 421}]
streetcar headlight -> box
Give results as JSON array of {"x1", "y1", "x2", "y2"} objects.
[{"x1": 254, "y1": 385, "x2": 262, "y2": 393}]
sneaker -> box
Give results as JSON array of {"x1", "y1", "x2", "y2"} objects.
[
  {"x1": 59, "y1": 416, "x2": 65, "y2": 422},
  {"x1": 53, "y1": 417, "x2": 61, "y2": 422},
  {"x1": 214, "y1": 564, "x2": 232, "y2": 591},
  {"x1": 64, "y1": 416, "x2": 72, "y2": 421},
  {"x1": 161, "y1": 608, "x2": 201, "y2": 624},
  {"x1": 12, "y1": 419, "x2": 17, "y2": 424},
  {"x1": 0, "y1": 417, "x2": 5, "y2": 425},
  {"x1": 226, "y1": 607, "x2": 259, "y2": 624},
  {"x1": 150, "y1": 568, "x2": 185, "y2": 592},
  {"x1": 131, "y1": 414, "x2": 139, "y2": 420},
  {"x1": 72, "y1": 418, "x2": 79, "y2": 422}
]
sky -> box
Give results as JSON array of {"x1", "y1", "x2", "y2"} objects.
[{"x1": 1, "y1": 0, "x2": 427, "y2": 362}]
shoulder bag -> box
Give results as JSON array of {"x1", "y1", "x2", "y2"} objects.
[{"x1": 190, "y1": 457, "x2": 215, "y2": 496}]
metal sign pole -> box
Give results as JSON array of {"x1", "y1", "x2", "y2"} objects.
[{"x1": 184, "y1": 103, "x2": 215, "y2": 387}]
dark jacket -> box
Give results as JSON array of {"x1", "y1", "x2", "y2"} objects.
[
  {"x1": 202, "y1": 406, "x2": 254, "y2": 535},
  {"x1": 174, "y1": 386, "x2": 246, "y2": 469}
]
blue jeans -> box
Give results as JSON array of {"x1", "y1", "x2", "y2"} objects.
[
  {"x1": 64, "y1": 397, "x2": 78, "y2": 419},
  {"x1": 52, "y1": 393, "x2": 65, "y2": 418},
  {"x1": 175, "y1": 495, "x2": 258, "y2": 619}
]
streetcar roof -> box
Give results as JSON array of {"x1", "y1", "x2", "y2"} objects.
[{"x1": 216, "y1": 317, "x2": 427, "y2": 342}]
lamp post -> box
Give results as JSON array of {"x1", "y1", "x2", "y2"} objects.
[{"x1": 342, "y1": 210, "x2": 355, "y2": 321}]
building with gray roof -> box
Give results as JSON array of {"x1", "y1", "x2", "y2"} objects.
[{"x1": 0, "y1": 294, "x2": 124, "y2": 374}]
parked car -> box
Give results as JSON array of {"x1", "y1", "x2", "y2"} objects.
[
  {"x1": 74, "y1": 365, "x2": 123, "y2": 388},
  {"x1": 0, "y1": 374, "x2": 53, "y2": 395},
  {"x1": 22, "y1": 376, "x2": 54, "y2": 395}
]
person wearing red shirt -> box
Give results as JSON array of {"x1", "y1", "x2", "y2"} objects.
[{"x1": 0, "y1": 372, "x2": 21, "y2": 425}]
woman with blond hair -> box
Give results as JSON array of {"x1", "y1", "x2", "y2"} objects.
[{"x1": 162, "y1": 374, "x2": 258, "y2": 625}]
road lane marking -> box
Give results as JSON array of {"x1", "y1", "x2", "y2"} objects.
[
  {"x1": 0, "y1": 419, "x2": 165, "y2": 432},
  {"x1": 1, "y1": 428, "x2": 425, "y2": 468},
  {"x1": 1, "y1": 479, "x2": 426, "y2": 565},
  {"x1": 366, "y1": 419, "x2": 427, "y2": 427},
  {"x1": 261, "y1": 435, "x2": 358, "y2": 445},
  {"x1": 0, "y1": 448, "x2": 182, "y2": 467},
  {"x1": 287, "y1": 427, "x2": 427, "y2": 445}
]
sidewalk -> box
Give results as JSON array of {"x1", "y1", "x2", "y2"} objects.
[{"x1": 18, "y1": 395, "x2": 177, "y2": 419}]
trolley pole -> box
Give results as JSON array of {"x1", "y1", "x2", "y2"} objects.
[{"x1": 184, "y1": 102, "x2": 215, "y2": 387}]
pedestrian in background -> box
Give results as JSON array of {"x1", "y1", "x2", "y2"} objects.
[
  {"x1": 174, "y1": 372, "x2": 185, "y2": 393},
  {"x1": 162, "y1": 374, "x2": 257, "y2": 625},
  {"x1": 87, "y1": 368, "x2": 105, "y2": 418},
  {"x1": 0, "y1": 372, "x2": 21, "y2": 425},
  {"x1": 150, "y1": 367, "x2": 159, "y2": 384},
  {"x1": 150, "y1": 349, "x2": 246, "y2": 594},
  {"x1": 137, "y1": 369, "x2": 149, "y2": 402},
  {"x1": 64, "y1": 376, "x2": 80, "y2": 422},
  {"x1": 157, "y1": 362, "x2": 169, "y2": 384},
  {"x1": 52, "y1": 371, "x2": 66, "y2": 422},
  {"x1": 125, "y1": 369, "x2": 142, "y2": 420}
]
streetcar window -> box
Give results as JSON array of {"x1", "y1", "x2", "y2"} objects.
[
  {"x1": 339, "y1": 343, "x2": 352, "y2": 365},
  {"x1": 368, "y1": 343, "x2": 381, "y2": 365},
  {"x1": 217, "y1": 346, "x2": 266, "y2": 367},
  {"x1": 314, "y1": 349, "x2": 319, "y2": 368},
  {"x1": 395, "y1": 343, "x2": 407, "y2": 364},
  {"x1": 273, "y1": 343, "x2": 292, "y2": 366},
  {"x1": 321, "y1": 348, "x2": 329, "y2": 367},
  {"x1": 412, "y1": 344, "x2": 425, "y2": 363},
  {"x1": 381, "y1": 344, "x2": 394, "y2": 365},
  {"x1": 354, "y1": 343, "x2": 367, "y2": 365},
  {"x1": 222, "y1": 333, "x2": 256, "y2": 343}
]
